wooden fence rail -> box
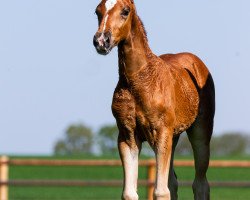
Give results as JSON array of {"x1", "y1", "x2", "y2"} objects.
[{"x1": 1, "y1": 156, "x2": 250, "y2": 200}]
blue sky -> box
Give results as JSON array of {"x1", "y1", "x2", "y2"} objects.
[{"x1": 0, "y1": 0, "x2": 249, "y2": 154}]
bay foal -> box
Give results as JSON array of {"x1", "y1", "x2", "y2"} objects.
[{"x1": 93, "y1": 0, "x2": 215, "y2": 199}]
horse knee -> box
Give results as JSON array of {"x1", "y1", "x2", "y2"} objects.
[
  {"x1": 122, "y1": 191, "x2": 138, "y2": 200},
  {"x1": 154, "y1": 188, "x2": 170, "y2": 200}
]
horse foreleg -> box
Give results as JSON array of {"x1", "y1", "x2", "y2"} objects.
[
  {"x1": 118, "y1": 132, "x2": 141, "y2": 200},
  {"x1": 153, "y1": 129, "x2": 173, "y2": 200},
  {"x1": 168, "y1": 135, "x2": 180, "y2": 200}
]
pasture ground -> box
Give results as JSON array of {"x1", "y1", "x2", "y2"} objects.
[{"x1": 8, "y1": 155, "x2": 250, "y2": 200}]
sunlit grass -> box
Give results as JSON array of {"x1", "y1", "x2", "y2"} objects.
[{"x1": 8, "y1": 155, "x2": 250, "y2": 200}]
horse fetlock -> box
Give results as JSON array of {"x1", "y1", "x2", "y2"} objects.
[
  {"x1": 154, "y1": 188, "x2": 171, "y2": 200},
  {"x1": 169, "y1": 172, "x2": 178, "y2": 189},
  {"x1": 168, "y1": 180, "x2": 178, "y2": 200},
  {"x1": 192, "y1": 178, "x2": 210, "y2": 200},
  {"x1": 122, "y1": 191, "x2": 138, "y2": 200},
  {"x1": 192, "y1": 177, "x2": 209, "y2": 189},
  {"x1": 193, "y1": 191, "x2": 210, "y2": 200}
]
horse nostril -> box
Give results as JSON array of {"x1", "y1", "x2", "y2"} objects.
[
  {"x1": 104, "y1": 32, "x2": 111, "y2": 44},
  {"x1": 93, "y1": 32, "x2": 112, "y2": 55},
  {"x1": 106, "y1": 36, "x2": 110, "y2": 44}
]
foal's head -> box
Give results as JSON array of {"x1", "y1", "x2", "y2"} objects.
[{"x1": 93, "y1": 0, "x2": 135, "y2": 55}]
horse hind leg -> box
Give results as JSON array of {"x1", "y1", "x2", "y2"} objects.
[
  {"x1": 168, "y1": 135, "x2": 180, "y2": 200},
  {"x1": 186, "y1": 116, "x2": 213, "y2": 200},
  {"x1": 186, "y1": 69, "x2": 215, "y2": 199}
]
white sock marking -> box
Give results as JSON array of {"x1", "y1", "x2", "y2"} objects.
[{"x1": 123, "y1": 148, "x2": 139, "y2": 199}]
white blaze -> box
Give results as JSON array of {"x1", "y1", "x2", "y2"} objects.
[
  {"x1": 105, "y1": 0, "x2": 117, "y2": 11},
  {"x1": 102, "y1": 0, "x2": 117, "y2": 32},
  {"x1": 102, "y1": 15, "x2": 109, "y2": 32}
]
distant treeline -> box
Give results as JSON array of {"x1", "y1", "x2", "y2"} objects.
[{"x1": 54, "y1": 123, "x2": 250, "y2": 157}]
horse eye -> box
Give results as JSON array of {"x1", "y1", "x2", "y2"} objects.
[{"x1": 121, "y1": 7, "x2": 130, "y2": 17}]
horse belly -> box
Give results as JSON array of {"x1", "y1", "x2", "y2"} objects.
[{"x1": 173, "y1": 73, "x2": 200, "y2": 134}]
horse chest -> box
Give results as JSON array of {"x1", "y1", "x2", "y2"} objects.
[
  {"x1": 112, "y1": 87, "x2": 166, "y2": 132},
  {"x1": 134, "y1": 98, "x2": 173, "y2": 144}
]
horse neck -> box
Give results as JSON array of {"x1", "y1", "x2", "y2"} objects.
[{"x1": 118, "y1": 13, "x2": 154, "y2": 83}]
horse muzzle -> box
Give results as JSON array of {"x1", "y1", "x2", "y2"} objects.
[{"x1": 93, "y1": 31, "x2": 112, "y2": 55}]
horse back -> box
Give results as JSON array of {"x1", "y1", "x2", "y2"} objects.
[{"x1": 159, "y1": 52, "x2": 210, "y2": 90}]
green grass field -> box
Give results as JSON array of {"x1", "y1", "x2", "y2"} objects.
[{"x1": 8, "y1": 155, "x2": 250, "y2": 200}]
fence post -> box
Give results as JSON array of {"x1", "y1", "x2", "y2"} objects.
[
  {"x1": 147, "y1": 163, "x2": 155, "y2": 200},
  {"x1": 0, "y1": 156, "x2": 9, "y2": 200}
]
